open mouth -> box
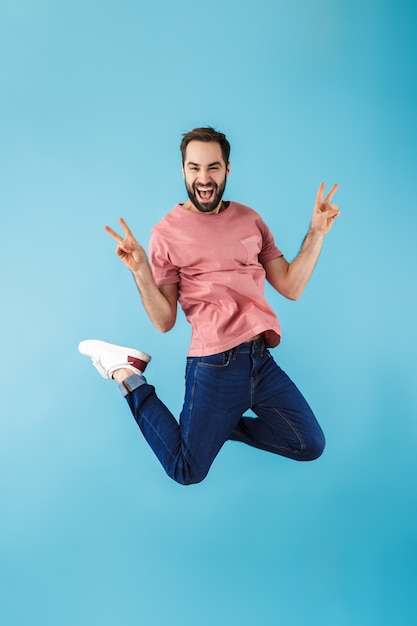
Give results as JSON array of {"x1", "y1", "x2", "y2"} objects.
[{"x1": 196, "y1": 185, "x2": 215, "y2": 202}]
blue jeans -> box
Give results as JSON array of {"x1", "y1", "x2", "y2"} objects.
[{"x1": 121, "y1": 338, "x2": 325, "y2": 485}]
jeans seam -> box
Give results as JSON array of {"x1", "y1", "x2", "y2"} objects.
[
  {"x1": 270, "y1": 407, "x2": 306, "y2": 451},
  {"x1": 183, "y1": 361, "x2": 198, "y2": 442},
  {"x1": 127, "y1": 395, "x2": 177, "y2": 461}
]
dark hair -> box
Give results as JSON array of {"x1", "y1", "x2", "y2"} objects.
[{"x1": 180, "y1": 127, "x2": 231, "y2": 165}]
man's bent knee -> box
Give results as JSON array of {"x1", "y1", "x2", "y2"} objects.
[
  {"x1": 169, "y1": 463, "x2": 211, "y2": 486},
  {"x1": 301, "y1": 431, "x2": 326, "y2": 461}
]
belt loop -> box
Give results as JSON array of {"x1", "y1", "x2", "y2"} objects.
[{"x1": 253, "y1": 336, "x2": 264, "y2": 356}]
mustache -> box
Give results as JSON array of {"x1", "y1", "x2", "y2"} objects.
[{"x1": 193, "y1": 182, "x2": 217, "y2": 190}]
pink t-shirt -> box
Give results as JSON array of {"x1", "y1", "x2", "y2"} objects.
[{"x1": 149, "y1": 201, "x2": 283, "y2": 356}]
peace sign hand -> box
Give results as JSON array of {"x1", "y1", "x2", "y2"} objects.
[
  {"x1": 310, "y1": 183, "x2": 340, "y2": 235},
  {"x1": 104, "y1": 218, "x2": 148, "y2": 273}
]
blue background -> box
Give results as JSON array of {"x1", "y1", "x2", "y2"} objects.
[{"x1": 1, "y1": 1, "x2": 416, "y2": 624}]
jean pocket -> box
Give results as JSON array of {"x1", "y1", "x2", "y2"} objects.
[{"x1": 196, "y1": 351, "x2": 232, "y2": 368}]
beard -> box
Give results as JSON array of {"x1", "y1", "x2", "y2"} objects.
[{"x1": 185, "y1": 176, "x2": 227, "y2": 213}]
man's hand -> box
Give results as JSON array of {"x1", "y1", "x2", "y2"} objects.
[
  {"x1": 104, "y1": 217, "x2": 148, "y2": 273},
  {"x1": 265, "y1": 182, "x2": 341, "y2": 300},
  {"x1": 104, "y1": 217, "x2": 178, "y2": 332},
  {"x1": 310, "y1": 183, "x2": 340, "y2": 235}
]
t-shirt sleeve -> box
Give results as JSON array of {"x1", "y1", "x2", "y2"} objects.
[
  {"x1": 149, "y1": 230, "x2": 180, "y2": 286},
  {"x1": 258, "y1": 219, "x2": 283, "y2": 264}
]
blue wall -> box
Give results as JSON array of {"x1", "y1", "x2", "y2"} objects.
[{"x1": 1, "y1": 1, "x2": 416, "y2": 624}]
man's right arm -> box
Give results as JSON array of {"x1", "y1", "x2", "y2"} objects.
[
  {"x1": 132, "y1": 264, "x2": 177, "y2": 332},
  {"x1": 104, "y1": 217, "x2": 177, "y2": 333}
]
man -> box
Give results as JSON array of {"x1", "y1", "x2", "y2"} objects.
[{"x1": 79, "y1": 127, "x2": 340, "y2": 485}]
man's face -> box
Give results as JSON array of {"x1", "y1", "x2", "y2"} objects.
[{"x1": 182, "y1": 140, "x2": 230, "y2": 213}]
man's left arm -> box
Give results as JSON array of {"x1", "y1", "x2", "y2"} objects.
[{"x1": 264, "y1": 183, "x2": 340, "y2": 301}]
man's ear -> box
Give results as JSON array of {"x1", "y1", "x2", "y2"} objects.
[{"x1": 226, "y1": 162, "x2": 231, "y2": 177}]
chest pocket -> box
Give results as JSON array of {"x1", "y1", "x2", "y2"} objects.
[{"x1": 240, "y1": 235, "x2": 262, "y2": 265}]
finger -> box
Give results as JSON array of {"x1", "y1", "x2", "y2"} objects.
[
  {"x1": 315, "y1": 182, "x2": 325, "y2": 206},
  {"x1": 104, "y1": 224, "x2": 124, "y2": 244},
  {"x1": 118, "y1": 217, "x2": 134, "y2": 238},
  {"x1": 325, "y1": 203, "x2": 339, "y2": 215},
  {"x1": 325, "y1": 206, "x2": 340, "y2": 222},
  {"x1": 324, "y1": 183, "x2": 339, "y2": 204}
]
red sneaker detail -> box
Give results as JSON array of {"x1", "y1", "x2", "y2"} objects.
[{"x1": 127, "y1": 355, "x2": 148, "y2": 373}]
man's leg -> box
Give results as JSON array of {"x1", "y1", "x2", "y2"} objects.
[
  {"x1": 230, "y1": 341, "x2": 325, "y2": 461},
  {"x1": 79, "y1": 340, "x2": 251, "y2": 485},
  {"x1": 124, "y1": 350, "x2": 251, "y2": 484}
]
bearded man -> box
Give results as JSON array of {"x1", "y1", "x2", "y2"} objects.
[{"x1": 79, "y1": 127, "x2": 340, "y2": 485}]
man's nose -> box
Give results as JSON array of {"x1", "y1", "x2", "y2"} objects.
[{"x1": 197, "y1": 170, "x2": 211, "y2": 184}]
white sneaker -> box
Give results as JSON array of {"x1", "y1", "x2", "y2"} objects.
[{"x1": 78, "y1": 339, "x2": 151, "y2": 379}]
